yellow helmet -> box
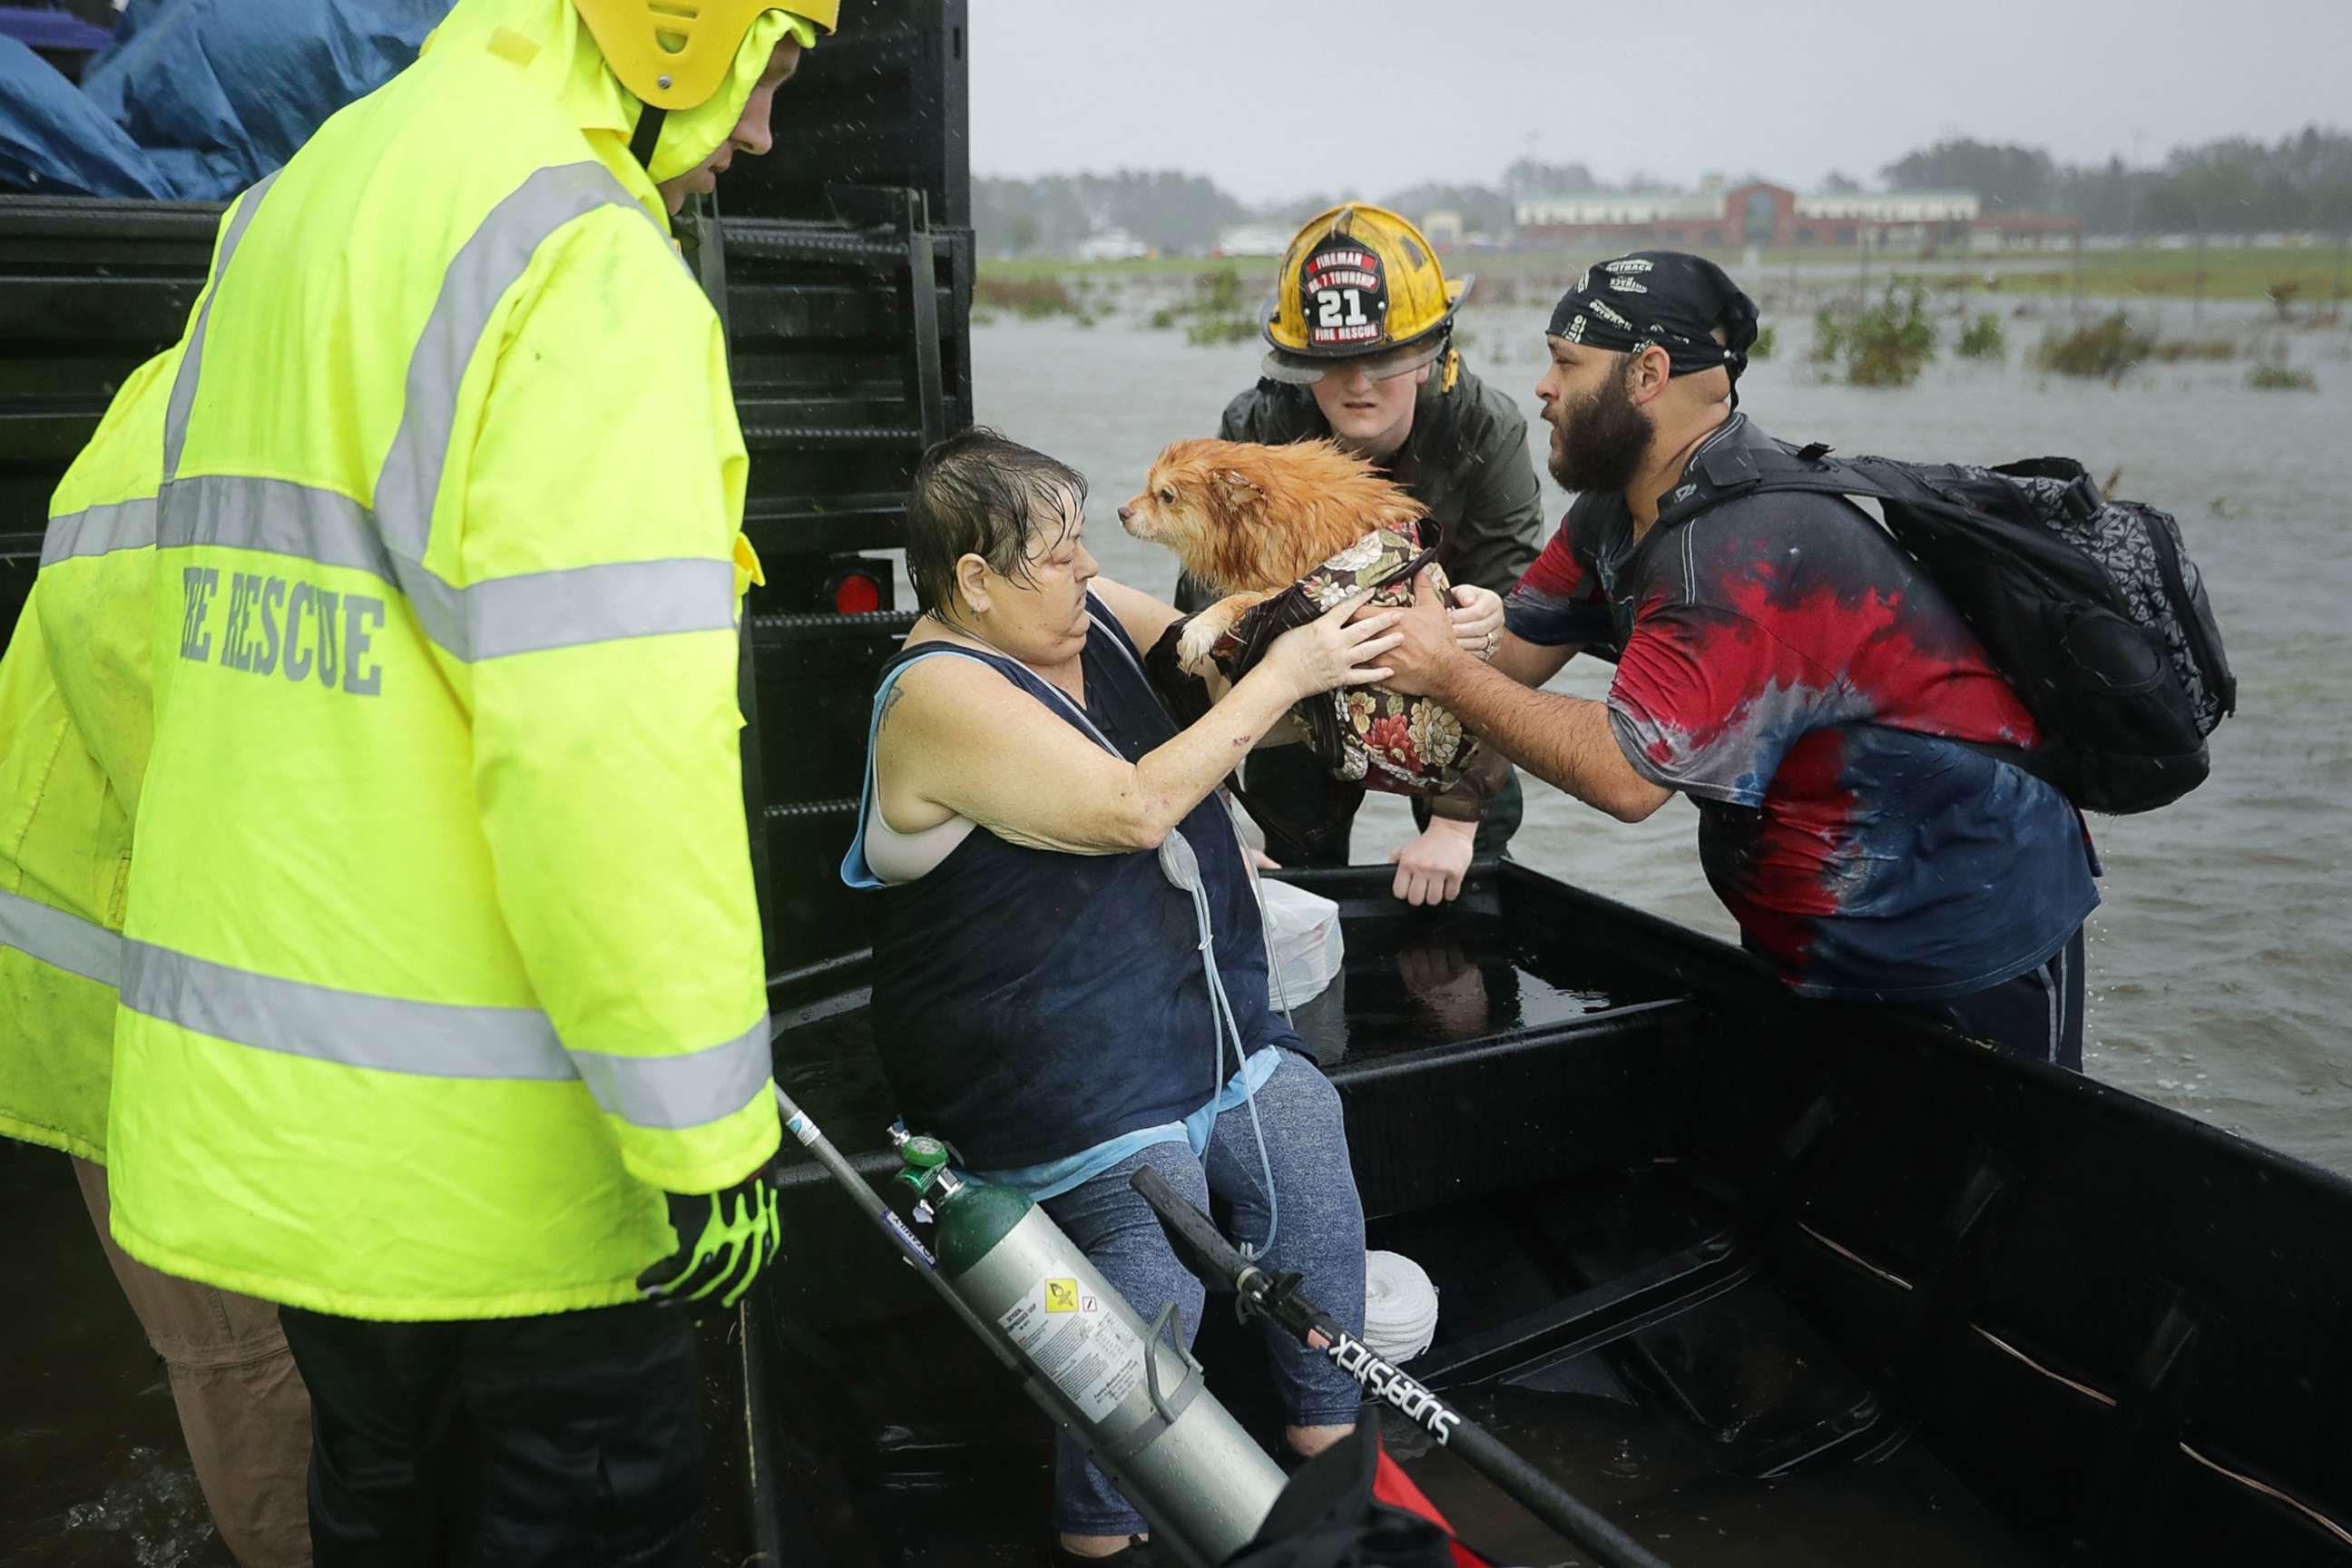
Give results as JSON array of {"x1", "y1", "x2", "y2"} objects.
[
  {"x1": 1261, "y1": 203, "x2": 1471, "y2": 386},
  {"x1": 573, "y1": 0, "x2": 838, "y2": 112}
]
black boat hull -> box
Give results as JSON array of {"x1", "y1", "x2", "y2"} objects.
[{"x1": 740, "y1": 863, "x2": 2352, "y2": 1565}]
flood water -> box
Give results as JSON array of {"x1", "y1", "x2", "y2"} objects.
[{"x1": 973, "y1": 276, "x2": 2352, "y2": 1179}]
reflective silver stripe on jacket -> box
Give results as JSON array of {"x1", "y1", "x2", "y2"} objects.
[
  {"x1": 161, "y1": 473, "x2": 398, "y2": 584},
  {"x1": 0, "y1": 887, "x2": 123, "y2": 988},
  {"x1": 372, "y1": 162, "x2": 665, "y2": 562},
  {"x1": 572, "y1": 1019, "x2": 778, "y2": 1132},
  {"x1": 42, "y1": 496, "x2": 161, "y2": 567},
  {"x1": 150, "y1": 162, "x2": 727, "y2": 662},
  {"x1": 154, "y1": 473, "x2": 734, "y2": 661},
  {"x1": 420, "y1": 555, "x2": 736, "y2": 662},
  {"x1": 121, "y1": 162, "x2": 758, "y2": 1129},
  {"x1": 121, "y1": 940, "x2": 772, "y2": 1131},
  {"x1": 162, "y1": 170, "x2": 281, "y2": 485}
]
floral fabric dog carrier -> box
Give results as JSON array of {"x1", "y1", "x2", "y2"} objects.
[{"x1": 1208, "y1": 519, "x2": 1483, "y2": 796}]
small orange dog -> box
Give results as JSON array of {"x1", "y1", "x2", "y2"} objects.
[{"x1": 1117, "y1": 437, "x2": 1426, "y2": 675}]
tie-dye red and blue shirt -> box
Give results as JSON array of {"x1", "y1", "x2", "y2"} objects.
[{"x1": 1505, "y1": 414, "x2": 2098, "y2": 1002}]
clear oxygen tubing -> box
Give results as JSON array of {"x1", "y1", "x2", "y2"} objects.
[
  {"x1": 920, "y1": 610, "x2": 1289, "y2": 1260},
  {"x1": 1155, "y1": 828, "x2": 1281, "y2": 1263},
  {"x1": 1227, "y1": 794, "x2": 1298, "y2": 1029}
]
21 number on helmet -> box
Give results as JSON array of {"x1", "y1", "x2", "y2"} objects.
[{"x1": 1316, "y1": 289, "x2": 1370, "y2": 329}]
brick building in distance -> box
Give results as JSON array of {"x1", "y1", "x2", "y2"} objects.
[{"x1": 1511, "y1": 180, "x2": 2073, "y2": 255}]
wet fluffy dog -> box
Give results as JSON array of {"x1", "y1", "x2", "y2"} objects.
[{"x1": 1118, "y1": 437, "x2": 1426, "y2": 675}]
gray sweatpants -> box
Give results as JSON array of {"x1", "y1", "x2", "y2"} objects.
[{"x1": 1038, "y1": 1048, "x2": 1367, "y2": 1538}]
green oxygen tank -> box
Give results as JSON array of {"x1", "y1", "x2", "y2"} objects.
[{"x1": 896, "y1": 1134, "x2": 1287, "y2": 1568}]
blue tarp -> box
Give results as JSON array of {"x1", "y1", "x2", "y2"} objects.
[
  {"x1": 0, "y1": 0, "x2": 450, "y2": 200},
  {"x1": 0, "y1": 6, "x2": 114, "y2": 54}
]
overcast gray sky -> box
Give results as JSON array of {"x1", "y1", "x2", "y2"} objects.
[{"x1": 968, "y1": 0, "x2": 2350, "y2": 201}]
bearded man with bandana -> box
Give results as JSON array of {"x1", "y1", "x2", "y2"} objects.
[{"x1": 1373, "y1": 253, "x2": 2102, "y2": 1068}]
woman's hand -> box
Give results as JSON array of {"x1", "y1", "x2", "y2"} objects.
[
  {"x1": 1260, "y1": 591, "x2": 1404, "y2": 703},
  {"x1": 1447, "y1": 585, "x2": 1505, "y2": 662}
]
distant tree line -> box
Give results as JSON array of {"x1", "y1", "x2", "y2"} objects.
[
  {"x1": 975, "y1": 124, "x2": 2351, "y2": 257},
  {"x1": 972, "y1": 172, "x2": 1249, "y2": 258},
  {"x1": 1881, "y1": 127, "x2": 2352, "y2": 234}
]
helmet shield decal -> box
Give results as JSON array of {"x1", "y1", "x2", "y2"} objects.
[{"x1": 1298, "y1": 237, "x2": 1392, "y2": 352}]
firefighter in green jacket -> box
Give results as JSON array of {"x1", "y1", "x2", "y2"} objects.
[{"x1": 1178, "y1": 204, "x2": 1543, "y2": 903}]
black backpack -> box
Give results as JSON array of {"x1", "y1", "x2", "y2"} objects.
[{"x1": 1655, "y1": 440, "x2": 2234, "y2": 815}]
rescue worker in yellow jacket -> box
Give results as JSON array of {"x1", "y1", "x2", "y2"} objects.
[
  {"x1": 1, "y1": 505, "x2": 312, "y2": 1562},
  {"x1": 7, "y1": 0, "x2": 830, "y2": 1559}
]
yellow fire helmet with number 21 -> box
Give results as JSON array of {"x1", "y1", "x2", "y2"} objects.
[
  {"x1": 573, "y1": 0, "x2": 839, "y2": 111},
  {"x1": 1261, "y1": 202, "x2": 1471, "y2": 387}
]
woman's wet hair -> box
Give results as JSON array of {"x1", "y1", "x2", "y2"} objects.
[{"x1": 905, "y1": 427, "x2": 1088, "y2": 617}]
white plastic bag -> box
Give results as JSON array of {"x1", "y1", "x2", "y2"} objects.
[{"x1": 1259, "y1": 877, "x2": 1343, "y2": 1011}]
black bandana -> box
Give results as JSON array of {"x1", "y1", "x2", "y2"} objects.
[{"x1": 1546, "y1": 251, "x2": 1759, "y2": 387}]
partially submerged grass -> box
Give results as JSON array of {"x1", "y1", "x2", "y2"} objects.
[
  {"x1": 1809, "y1": 308, "x2": 1844, "y2": 364},
  {"x1": 1889, "y1": 245, "x2": 2347, "y2": 305},
  {"x1": 975, "y1": 275, "x2": 1088, "y2": 321},
  {"x1": 2034, "y1": 311, "x2": 2155, "y2": 379},
  {"x1": 2150, "y1": 337, "x2": 2238, "y2": 362},
  {"x1": 972, "y1": 274, "x2": 1116, "y2": 328},
  {"x1": 1148, "y1": 267, "x2": 1259, "y2": 347},
  {"x1": 1955, "y1": 312, "x2": 2007, "y2": 360},
  {"x1": 2246, "y1": 362, "x2": 2318, "y2": 390},
  {"x1": 1815, "y1": 287, "x2": 1938, "y2": 386},
  {"x1": 982, "y1": 244, "x2": 2344, "y2": 309}
]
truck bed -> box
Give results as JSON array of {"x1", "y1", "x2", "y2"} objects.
[{"x1": 744, "y1": 863, "x2": 2352, "y2": 1567}]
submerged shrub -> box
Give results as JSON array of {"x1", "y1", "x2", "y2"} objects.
[
  {"x1": 974, "y1": 276, "x2": 1081, "y2": 319},
  {"x1": 1842, "y1": 288, "x2": 1938, "y2": 387},
  {"x1": 1183, "y1": 316, "x2": 1257, "y2": 347},
  {"x1": 1955, "y1": 313, "x2": 2007, "y2": 360},
  {"x1": 1150, "y1": 267, "x2": 1256, "y2": 346},
  {"x1": 2151, "y1": 337, "x2": 2236, "y2": 362},
  {"x1": 2246, "y1": 362, "x2": 2317, "y2": 390},
  {"x1": 1809, "y1": 308, "x2": 1844, "y2": 364},
  {"x1": 2034, "y1": 311, "x2": 2154, "y2": 380}
]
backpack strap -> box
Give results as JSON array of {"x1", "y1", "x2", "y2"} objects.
[{"x1": 1655, "y1": 440, "x2": 1905, "y2": 530}]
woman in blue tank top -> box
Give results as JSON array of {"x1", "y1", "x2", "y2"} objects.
[{"x1": 841, "y1": 430, "x2": 1415, "y2": 1564}]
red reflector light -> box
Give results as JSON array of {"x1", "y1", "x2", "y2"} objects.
[{"x1": 832, "y1": 572, "x2": 882, "y2": 614}]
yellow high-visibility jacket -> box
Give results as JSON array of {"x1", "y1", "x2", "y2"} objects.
[
  {"x1": 1, "y1": 339, "x2": 188, "y2": 1161},
  {"x1": 82, "y1": 0, "x2": 804, "y2": 1321},
  {"x1": 0, "y1": 585, "x2": 131, "y2": 1162}
]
